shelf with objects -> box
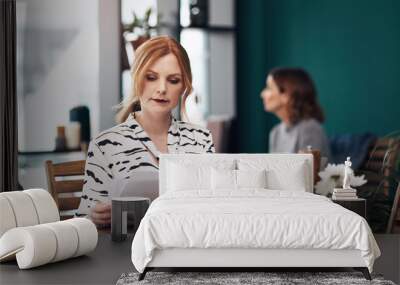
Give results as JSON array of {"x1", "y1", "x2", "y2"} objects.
[
  {"x1": 120, "y1": 0, "x2": 236, "y2": 152},
  {"x1": 177, "y1": 0, "x2": 236, "y2": 152},
  {"x1": 120, "y1": 1, "x2": 159, "y2": 101}
]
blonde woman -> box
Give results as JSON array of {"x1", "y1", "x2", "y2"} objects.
[{"x1": 76, "y1": 36, "x2": 215, "y2": 226}]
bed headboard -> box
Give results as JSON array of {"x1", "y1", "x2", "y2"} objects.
[{"x1": 159, "y1": 153, "x2": 314, "y2": 195}]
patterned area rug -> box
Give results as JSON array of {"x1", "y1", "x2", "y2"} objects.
[{"x1": 116, "y1": 271, "x2": 395, "y2": 285}]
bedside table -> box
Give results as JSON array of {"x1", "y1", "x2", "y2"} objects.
[{"x1": 332, "y1": 198, "x2": 366, "y2": 219}]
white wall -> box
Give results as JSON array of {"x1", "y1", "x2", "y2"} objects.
[
  {"x1": 17, "y1": 0, "x2": 121, "y2": 190},
  {"x1": 209, "y1": 33, "x2": 235, "y2": 118},
  {"x1": 17, "y1": 0, "x2": 100, "y2": 151},
  {"x1": 157, "y1": 0, "x2": 178, "y2": 37},
  {"x1": 98, "y1": 0, "x2": 121, "y2": 131},
  {"x1": 16, "y1": 1, "x2": 27, "y2": 150},
  {"x1": 17, "y1": 0, "x2": 120, "y2": 151},
  {"x1": 209, "y1": 0, "x2": 235, "y2": 27},
  {"x1": 208, "y1": 0, "x2": 236, "y2": 118}
]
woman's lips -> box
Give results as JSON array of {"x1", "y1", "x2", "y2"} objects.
[{"x1": 152, "y1": 98, "x2": 169, "y2": 104}]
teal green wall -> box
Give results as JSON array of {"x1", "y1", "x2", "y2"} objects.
[
  {"x1": 236, "y1": 0, "x2": 400, "y2": 152},
  {"x1": 235, "y1": 0, "x2": 276, "y2": 153}
]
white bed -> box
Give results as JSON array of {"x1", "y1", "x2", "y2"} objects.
[{"x1": 131, "y1": 154, "x2": 380, "y2": 280}]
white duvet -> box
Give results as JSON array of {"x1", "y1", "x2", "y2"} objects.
[{"x1": 131, "y1": 190, "x2": 380, "y2": 273}]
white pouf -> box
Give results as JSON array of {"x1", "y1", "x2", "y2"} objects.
[
  {"x1": 0, "y1": 189, "x2": 60, "y2": 238},
  {"x1": 0, "y1": 196, "x2": 17, "y2": 237},
  {"x1": 24, "y1": 189, "x2": 60, "y2": 224},
  {"x1": 0, "y1": 226, "x2": 57, "y2": 269},
  {"x1": 42, "y1": 221, "x2": 79, "y2": 262},
  {"x1": 1, "y1": 191, "x2": 39, "y2": 227},
  {"x1": 0, "y1": 218, "x2": 98, "y2": 269},
  {"x1": 65, "y1": 218, "x2": 98, "y2": 257}
]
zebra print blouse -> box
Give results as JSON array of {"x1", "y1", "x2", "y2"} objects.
[{"x1": 75, "y1": 113, "x2": 215, "y2": 216}]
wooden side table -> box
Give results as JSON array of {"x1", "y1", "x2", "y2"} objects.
[{"x1": 332, "y1": 198, "x2": 367, "y2": 219}]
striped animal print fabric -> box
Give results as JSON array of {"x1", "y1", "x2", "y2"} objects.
[{"x1": 76, "y1": 113, "x2": 215, "y2": 216}]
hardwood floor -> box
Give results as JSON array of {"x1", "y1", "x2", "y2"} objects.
[{"x1": 374, "y1": 234, "x2": 400, "y2": 284}]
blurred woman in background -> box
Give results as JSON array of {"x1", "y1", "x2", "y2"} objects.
[{"x1": 261, "y1": 67, "x2": 331, "y2": 159}]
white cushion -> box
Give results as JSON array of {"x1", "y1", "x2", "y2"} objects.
[
  {"x1": 166, "y1": 162, "x2": 212, "y2": 191},
  {"x1": 160, "y1": 154, "x2": 313, "y2": 194},
  {"x1": 211, "y1": 169, "x2": 268, "y2": 191},
  {"x1": 165, "y1": 157, "x2": 235, "y2": 170},
  {"x1": 211, "y1": 168, "x2": 236, "y2": 190},
  {"x1": 236, "y1": 169, "x2": 267, "y2": 189},
  {"x1": 237, "y1": 158, "x2": 308, "y2": 191}
]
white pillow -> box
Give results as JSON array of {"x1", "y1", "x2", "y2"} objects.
[
  {"x1": 211, "y1": 168, "x2": 268, "y2": 190},
  {"x1": 266, "y1": 164, "x2": 307, "y2": 191},
  {"x1": 167, "y1": 162, "x2": 211, "y2": 191},
  {"x1": 237, "y1": 158, "x2": 308, "y2": 191},
  {"x1": 165, "y1": 157, "x2": 236, "y2": 170},
  {"x1": 236, "y1": 169, "x2": 267, "y2": 189},
  {"x1": 211, "y1": 168, "x2": 236, "y2": 190}
]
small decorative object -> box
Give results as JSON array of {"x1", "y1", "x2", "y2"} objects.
[
  {"x1": 69, "y1": 105, "x2": 91, "y2": 145},
  {"x1": 331, "y1": 157, "x2": 359, "y2": 200},
  {"x1": 299, "y1": 145, "x2": 321, "y2": 184},
  {"x1": 54, "y1": 126, "x2": 67, "y2": 151},
  {"x1": 343, "y1": 156, "x2": 353, "y2": 189},
  {"x1": 315, "y1": 158, "x2": 367, "y2": 197},
  {"x1": 111, "y1": 197, "x2": 150, "y2": 242},
  {"x1": 189, "y1": 0, "x2": 209, "y2": 27},
  {"x1": 65, "y1": 122, "x2": 81, "y2": 150}
]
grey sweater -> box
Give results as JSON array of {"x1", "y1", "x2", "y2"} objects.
[{"x1": 269, "y1": 118, "x2": 331, "y2": 159}]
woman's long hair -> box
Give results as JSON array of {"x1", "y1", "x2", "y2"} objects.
[
  {"x1": 270, "y1": 67, "x2": 324, "y2": 124},
  {"x1": 116, "y1": 36, "x2": 193, "y2": 123}
]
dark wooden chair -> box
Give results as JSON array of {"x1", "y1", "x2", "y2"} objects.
[
  {"x1": 387, "y1": 183, "x2": 400, "y2": 233},
  {"x1": 45, "y1": 160, "x2": 86, "y2": 220},
  {"x1": 356, "y1": 137, "x2": 400, "y2": 232},
  {"x1": 358, "y1": 138, "x2": 399, "y2": 192}
]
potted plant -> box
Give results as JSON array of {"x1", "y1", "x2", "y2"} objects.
[{"x1": 123, "y1": 7, "x2": 159, "y2": 50}]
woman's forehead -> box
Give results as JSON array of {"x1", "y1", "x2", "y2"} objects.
[{"x1": 147, "y1": 53, "x2": 182, "y2": 75}]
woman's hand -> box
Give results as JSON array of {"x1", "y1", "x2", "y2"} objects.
[{"x1": 90, "y1": 202, "x2": 111, "y2": 226}]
